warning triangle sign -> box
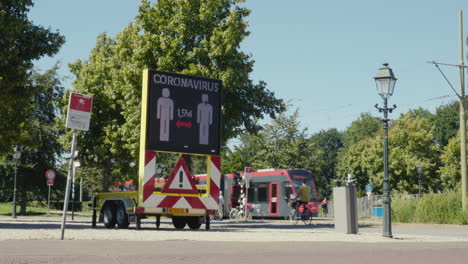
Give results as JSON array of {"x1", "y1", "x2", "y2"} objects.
[{"x1": 162, "y1": 157, "x2": 199, "y2": 194}]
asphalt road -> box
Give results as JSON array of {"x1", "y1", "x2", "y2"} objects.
[
  {"x1": 1, "y1": 216, "x2": 468, "y2": 263},
  {"x1": 1, "y1": 240, "x2": 468, "y2": 264}
]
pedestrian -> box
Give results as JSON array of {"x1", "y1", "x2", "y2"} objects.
[
  {"x1": 321, "y1": 197, "x2": 329, "y2": 216},
  {"x1": 218, "y1": 191, "x2": 224, "y2": 220}
]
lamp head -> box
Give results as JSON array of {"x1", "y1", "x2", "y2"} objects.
[
  {"x1": 13, "y1": 145, "x2": 21, "y2": 160},
  {"x1": 416, "y1": 162, "x2": 423, "y2": 174},
  {"x1": 374, "y1": 63, "x2": 397, "y2": 99}
]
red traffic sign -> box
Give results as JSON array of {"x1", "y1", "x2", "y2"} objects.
[
  {"x1": 245, "y1": 167, "x2": 253, "y2": 173},
  {"x1": 161, "y1": 157, "x2": 198, "y2": 194},
  {"x1": 45, "y1": 170, "x2": 56, "y2": 180},
  {"x1": 47, "y1": 179, "x2": 54, "y2": 186}
]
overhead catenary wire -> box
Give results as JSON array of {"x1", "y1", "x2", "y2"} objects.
[{"x1": 427, "y1": 61, "x2": 462, "y2": 98}]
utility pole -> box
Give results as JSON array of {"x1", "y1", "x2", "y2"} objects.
[
  {"x1": 428, "y1": 10, "x2": 467, "y2": 209},
  {"x1": 459, "y1": 10, "x2": 467, "y2": 209}
]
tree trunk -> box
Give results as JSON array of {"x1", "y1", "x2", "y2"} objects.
[
  {"x1": 20, "y1": 188, "x2": 27, "y2": 214},
  {"x1": 102, "y1": 158, "x2": 112, "y2": 192}
]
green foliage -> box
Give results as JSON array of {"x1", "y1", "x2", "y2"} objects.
[
  {"x1": 438, "y1": 135, "x2": 460, "y2": 190},
  {"x1": 389, "y1": 112, "x2": 441, "y2": 193},
  {"x1": 342, "y1": 113, "x2": 381, "y2": 147},
  {"x1": 310, "y1": 128, "x2": 343, "y2": 198},
  {"x1": 223, "y1": 109, "x2": 324, "y2": 187},
  {"x1": 0, "y1": 67, "x2": 65, "y2": 213},
  {"x1": 430, "y1": 101, "x2": 459, "y2": 148},
  {"x1": 68, "y1": 0, "x2": 284, "y2": 189},
  {"x1": 393, "y1": 191, "x2": 468, "y2": 224},
  {"x1": 391, "y1": 198, "x2": 416, "y2": 223},
  {"x1": 337, "y1": 112, "x2": 441, "y2": 196},
  {"x1": 0, "y1": 0, "x2": 64, "y2": 154}
]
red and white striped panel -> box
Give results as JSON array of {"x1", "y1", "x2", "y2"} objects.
[
  {"x1": 143, "y1": 151, "x2": 156, "y2": 203},
  {"x1": 142, "y1": 155, "x2": 221, "y2": 211}
]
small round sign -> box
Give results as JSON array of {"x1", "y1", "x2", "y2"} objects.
[
  {"x1": 365, "y1": 184, "x2": 373, "y2": 193},
  {"x1": 45, "y1": 170, "x2": 56, "y2": 180}
]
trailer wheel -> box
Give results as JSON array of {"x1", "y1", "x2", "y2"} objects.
[
  {"x1": 116, "y1": 203, "x2": 130, "y2": 229},
  {"x1": 172, "y1": 216, "x2": 186, "y2": 229},
  {"x1": 103, "y1": 202, "x2": 116, "y2": 228},
  {"x1": 187, "y1": 217, "x2": 202, "y2": 230}
]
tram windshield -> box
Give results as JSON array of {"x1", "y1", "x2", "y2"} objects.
[{"x1": 288, "y1": 169, "x2": 316, "y2": 201}]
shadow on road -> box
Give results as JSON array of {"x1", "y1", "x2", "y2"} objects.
[{"x1": 0, "y1": 217, "x2": 377, "y2": 232}]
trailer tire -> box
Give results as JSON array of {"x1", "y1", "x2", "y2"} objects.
[
  {"x1": 116, "y1": 203, "x2": 130, "y2": 229},
  {"x1": 103, "y1": 202, "x2": 116, "y2": 228},
  {"x1": 187, "y1": 217, "x2": 202, "y2": 230},
  {"x1": 172, "y1": 216, "x2": 186, "y2": 229}
]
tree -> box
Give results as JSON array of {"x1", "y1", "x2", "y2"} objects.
[
  {"x1": 342, "y1": 113, "x2": 381, "y2": 147},
  {"x1": 337, "y1": 112, "x2": 441, "y2": 196},
  {"x1": 222, "y1": 127, "x2": 263, "y2": 173},
  {"x1": 0, "y1": 66, "x2": 65, "y2": 211},
  {"x1": 439, "y1": 135, "x2": 461, "y2": 190},
  {"x1": 430, "y1": 101, "x2": 459, "y2": 148},
  {"x1": 0, "y1": 0, "x2": 64, "y2": 154},
  {"x1": 223, "y1": 109, "x2": 324, "y2": 188},
  {"x1": 387, "y1": 113, "x2": 441, "y2": 193},
  {"x1": 68, "y1": 0, "x2": 284, "y2": 190},
  {"x1": 310, "y1": 128, "x2": 343, "y2": 198}
]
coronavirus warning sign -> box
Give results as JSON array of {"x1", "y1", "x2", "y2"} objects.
[{"x1": 143, "y1": 70, "x2": 222, "y2": 155}]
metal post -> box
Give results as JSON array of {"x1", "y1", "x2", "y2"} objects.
[
  {"x1": 60, "y1": 129, "x2": 78, "y2": 240},
  {"x1": 12, "y1": 163, "x2": 18, "y2": 218},
  {"x1": 91, "y1": 196, "x2": 97, "y2": 227},
  {"x1": 244, "y1": 179, "x2": 249, "y2": 221},
  {"x1": 382, "y1": 98, "x2": 393, "y2": 238},
  {"x1": 418, "y1": 173, "x2": 422, "y2": 198},
  {"x1": 459, "y1": 10, "x2": 468, "y2": 209},
  {"x1": 71, "y1": 162, "x2": 76, "y2": 220},
  {"x1": 375, "y1": 96, "x2": 396, "y2": 238},
  {"x1": 47, "y1": 185, "x2": 51, "y2": 214},
  {"x1": 79, "y1": 176, "x2": 83, "y2": 203}
]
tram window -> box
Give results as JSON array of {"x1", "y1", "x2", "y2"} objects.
[
  {"x1": 232, "y1": 186, "x2": 241, "y2": 208},
  {"x1": 272, "y1": 185, "x2": 277, "y2": 197},
  {"x1": 284, "y1": 183, "x2": 293, "y2": 199},
  {"x1": 248, "y1": 187, "x2": 255, "y2": 202},
  {"x1": 258, "y1": 184, "x2": 268, "y2": 202}
]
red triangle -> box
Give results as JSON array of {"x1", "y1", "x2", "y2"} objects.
[{"x1": 161, "y1": 157, "x2": 199, "y2": 194}]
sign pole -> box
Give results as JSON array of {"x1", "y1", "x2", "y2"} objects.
[
  {"x1": 244, "y1": 167, "x2": 252, "y2": 221},
  {"x1": 60, "y1": 129, "x2": 78, "y2": 240},
  {"x1": 71, "y1": 162, "x2": 76, "y2": 221},
  {"x1": 47, "y1": 185, "x2": 51, "y2": 214},
  {"x1": 47, "y1": 185, "x2": 51, "y2": 215},
  {"x1": 45, "y1": 170, "x2": 56, "y2": 214}
]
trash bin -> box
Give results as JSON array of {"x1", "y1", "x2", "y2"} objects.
[{"x1": 333, "y1": 182, "x2": 358, "y2": 234}]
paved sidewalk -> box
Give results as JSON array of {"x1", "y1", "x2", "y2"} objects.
[{"x1": 1, "y1": 216, "x2": 468, "y2": 242}]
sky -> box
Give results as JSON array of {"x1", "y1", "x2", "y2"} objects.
[{"x1": 30, "y1": 0, "x2": 468, "y2": 136}]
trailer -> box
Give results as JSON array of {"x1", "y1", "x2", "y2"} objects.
[{"x1": 92, "y1": 70, "x2": 222, "y2": 230}]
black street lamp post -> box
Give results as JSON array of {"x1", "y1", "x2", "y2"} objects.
[
  {"x1": 417, "y1": 162, "x2": 423, "y2": 198},
  {"x1": 12, "y1": 145, "x2": 22, "y2": 219},
  {"x1": 374, "y1": 63, "x2": 397, "y2": 238}
]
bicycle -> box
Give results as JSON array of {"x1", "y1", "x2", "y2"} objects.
[
  {"x1": 229, "y1": 203, "x2": 253, "y2": 221},
  {"x1": 210, "y1": 207, "x2": 223, "y2": 221},
  {"x1": 287, "y1": 200, "x2": 313, "y2": 225}
]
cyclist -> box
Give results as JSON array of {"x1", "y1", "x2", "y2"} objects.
[{"x1": 295, "y1": 179, "x2": 310, "y2": 213}]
